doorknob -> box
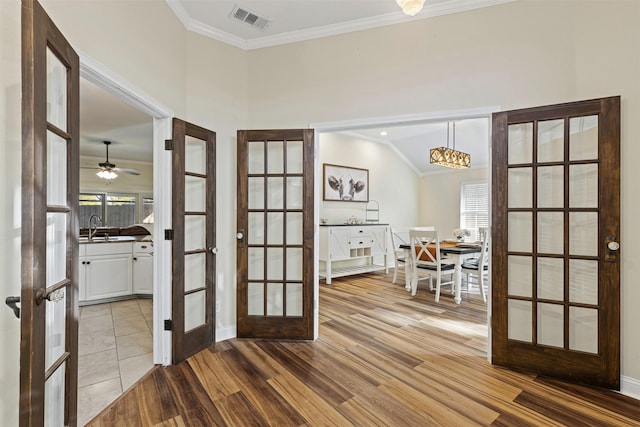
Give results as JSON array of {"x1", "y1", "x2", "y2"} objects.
[
  {"x1": 607, "y1": 241, "x2": 620, "y2": 251},
  {"x1": 605, "y1": 236, "x2": 620, "y2": 263},
  {"x1": 5, "y1": 296, "x2": 20, "y2": 319},
  {"x1": 236, "y1": 232, "x2": 244, "y2": 240},
  {"x1": 208, "y1": 246, "x2": 219, "y2": 254},
  {"x1": 35, "y1": 288, "x2": 65, "y2": 305}
]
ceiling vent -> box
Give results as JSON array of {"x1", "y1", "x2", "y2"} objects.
[{"x1": 230, "y1": 5, "x2": 270, "y2": 31}]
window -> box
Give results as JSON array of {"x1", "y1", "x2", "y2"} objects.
[
  {"x1": 460, "y1": 181, "x2": 489, "y2": 241},
  {"x1": 79, "y1": 192, "x2": 152, "y2": 228},
  {"x1": 79, "y1": 193, "x2": 104, "y2": 228},
  {"x1": 106, "y1": 194, "x2": 137, "y2": 227}
]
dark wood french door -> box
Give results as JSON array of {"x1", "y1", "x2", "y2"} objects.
[
  {"x1": 21, "y1": 0, "x2": 80, "y2": 424},
  {"x1": 171, "y1": 118, "x2": 217, "y2": 363},
  {"x1": 236, "y1": 129, "x2": 315, "y2": 339},
  {"x1": 492, "y1": 96, "x2": 620, "y2": 389}
]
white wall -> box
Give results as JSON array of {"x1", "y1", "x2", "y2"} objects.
[
  {"x1": 244, "y1": 0, "x2": 640, "y2": 390},
  {"x1": 319, "y1": 133, "x2": 420, "y2": 227},
  {"x1": 419, "y1": 167, "x2": 489, "y2": 238}
]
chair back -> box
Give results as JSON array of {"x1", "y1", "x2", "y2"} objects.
[
  {"x1": 409, "y1": 228, "x2": 441, "y2": 265},
  {"x1": 477, "y1": 227, "x2": 490, "y2": 267},
  {"x1": 390, "y1": 227, "x2": 411, "y2": 258}
]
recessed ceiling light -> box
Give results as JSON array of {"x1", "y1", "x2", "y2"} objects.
[{"x1": 380, "y1": 131, "x2": 387, "y2": 136}]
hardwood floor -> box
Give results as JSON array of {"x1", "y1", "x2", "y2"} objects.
[{"x1": 87, "y1": 271, "x2": 640, "y2": 426}]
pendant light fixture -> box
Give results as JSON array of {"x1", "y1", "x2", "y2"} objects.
[
  {"x1": 429, "y1": 122, "x2": 471, "y2": 169},
  {"x1": 396, "y1": 0, "x2": 425, "y2": 16},
  {"x1": 96, "y1": 141, "x2": 118, "y2": 180}
]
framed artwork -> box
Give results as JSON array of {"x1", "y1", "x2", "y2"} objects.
[{"x1": 323, "y1": 163, "x2": 369, "y2": 202}]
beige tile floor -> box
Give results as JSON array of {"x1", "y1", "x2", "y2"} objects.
[{"x1": 78, "y1": 298, "x2": 154, "y2": 426}]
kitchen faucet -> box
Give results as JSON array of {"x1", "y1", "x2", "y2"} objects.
[{"x1": 88, "y1": 214, "x2": 102, "y2": 241}]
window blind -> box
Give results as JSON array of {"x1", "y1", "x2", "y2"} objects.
[{"x1": 460, "y1": 181, "x2": 489, "y2": 241}]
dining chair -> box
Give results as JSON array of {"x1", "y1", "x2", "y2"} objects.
[
  {"x1": 389, "y1": 227, "x2": 411, "y2": 284},
  {"x1": 461, "y1": 227, "x2": 489, "y2": 302},
  {"x1": 409, "y1": 228, "x2": 455, "y2": 301}
]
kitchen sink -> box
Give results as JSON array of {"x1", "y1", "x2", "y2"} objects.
[{"x1": 79, "y1": 235, "x2": 136, "y2": 243}]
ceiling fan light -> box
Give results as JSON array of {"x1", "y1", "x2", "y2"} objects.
[
  {"x1": 396, "y1": 0, "x2": 425, "y2": 16},
  {"x1": 97, "y1": 169, "x2": 118, "y2": 180}
]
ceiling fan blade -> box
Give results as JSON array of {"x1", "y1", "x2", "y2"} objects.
[{"x1": 114, "y1": 167, "x2": 140, "y2": 176}]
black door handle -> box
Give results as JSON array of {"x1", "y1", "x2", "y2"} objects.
[{"x1": 5, "y1": 296, "x2": 20, "y2": 319}]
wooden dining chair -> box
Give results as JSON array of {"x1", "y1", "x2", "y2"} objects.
[
  {"x1": 409, "y1": 228, "x2": 455, "y2": 301},
  {"x1": 389, "y1": 227, "x2": 411, "y2": 284},
  {"x1": 461, "y1": 227, "x2": 489, "y2": 302}
]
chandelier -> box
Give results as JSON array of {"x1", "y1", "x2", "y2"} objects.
[
  {"x1": 396, "y1": 0, "x2": 425, "y2": 16},
  {"x1": 429, "y1": 122, "x2": 471, "y2": 169}
]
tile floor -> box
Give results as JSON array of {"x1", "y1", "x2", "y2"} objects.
[{"x1": 78, "y1": 298, "x2": 154, "y2": 426}]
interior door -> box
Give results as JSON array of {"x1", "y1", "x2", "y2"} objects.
[
  {"x1": 21, "y1": 0, "x2": 80, "y2": 425},
  {"x1": 491, "y1": 96, "x2": 620, "y2": 389},
  {"x1": 171, "y1": 118, "x2": 216, "y2": 363},
  {"x1": 236, "y1": 129, "x2": 315, "y2": 339}
]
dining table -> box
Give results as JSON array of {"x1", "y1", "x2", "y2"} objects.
[{"x1": 399, "y1": 242, "x2": 482, "y2": 304}]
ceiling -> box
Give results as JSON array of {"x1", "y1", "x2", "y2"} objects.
[{"x1": 80, "y1": 0, "x2": 499, "y2": 173}]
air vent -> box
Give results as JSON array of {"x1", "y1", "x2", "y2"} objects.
[{"x1": 230, "y1": 5, "x2": 270, "y2": 31}]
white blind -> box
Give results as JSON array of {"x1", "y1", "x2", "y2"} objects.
[{"x1": 460, "y1": 181, "x2": 489, "y2": 241}]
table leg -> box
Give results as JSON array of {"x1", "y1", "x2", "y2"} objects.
[
  {"x1": 453, "y1": 255, "x2": 462, "y2": 304},
  {"x1": 403, "y1": 248, "x2": 412, "y2": 292}
]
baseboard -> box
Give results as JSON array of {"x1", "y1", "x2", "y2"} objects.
[
  {"x1": 215, "y1": 325, "x2": 236, "y2": 342},
  {"x1": 620, "y1": 375, "x2": 640, "y2": 400}
]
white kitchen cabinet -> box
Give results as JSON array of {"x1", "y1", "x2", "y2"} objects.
[
  {"x1": 79, "y1": 242, "x2": 133, "y2": 302},
  {"x1": 319, "y1": 224, "x2": 389, "y2": 284},
  {"x1": 133, "y1": 241, "x2": 153, "y2": 294}
]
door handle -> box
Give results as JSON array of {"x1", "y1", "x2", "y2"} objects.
[
  {"x1": 5, "y1": 296, "x2": 20, "y2": 319},
  {"x1": 208, "y1": 246, "x2": 219, "y2": 254},
  {"x1": 237, "y1": 229, "x2": 245, "y2": 248}
]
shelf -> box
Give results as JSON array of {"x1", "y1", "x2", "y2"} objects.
[{"x1": 319, "y1": 263, "x2": 387, "y2": 280}]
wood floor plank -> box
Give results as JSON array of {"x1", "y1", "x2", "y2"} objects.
[{"x1": 90, "y1": 271, "x2": 640, "y2": 426}]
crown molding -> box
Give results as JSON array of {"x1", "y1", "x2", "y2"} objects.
[{"x1": 166, "y1": 0, "x2": 517, "y2": 51}]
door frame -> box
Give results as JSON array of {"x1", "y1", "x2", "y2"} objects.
[
  {"x1": 310, "y1": 105, "x2": 499, "y2": 349},
  {"x1": 78, "y1": 53, "x2": 174, "y2": 365}
]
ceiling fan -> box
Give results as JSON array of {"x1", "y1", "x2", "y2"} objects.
[{"x1": 83, "y1": 141, "x2": 140, "y2": 179}]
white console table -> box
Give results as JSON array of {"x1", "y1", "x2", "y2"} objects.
[{"x1": 319, "y1": 224, "x2": 389, "y2": 284}]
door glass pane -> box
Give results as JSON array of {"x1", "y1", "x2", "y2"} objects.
[
  {"x1": 508, "y1": 212, "x2": 532, "y2": 252},
  {"x1": 185, "y1": 136, "x2": 206, "y2": 175},
  {"x1": 570, "y1": 115, "x2": 598, "y2": 161},
  {"x1": 248, "y1": 177, "x2": 264, "y2": 209},
  {"x1": 247, "y1": 283, "x2": 264, "y2": 315},
  {"x1": 248, "y1": 248, "x2": 264, "y2": 280},
  {"x1": 569, "y1": 259, "x2": 598, "y2": 305},
  {"x1": 569, "y1": 212, "x2": 598, "y2": 256},
  {"x1": 184, "y1": 253, "x2": 205, "y2": 293},
  {"x1": 45, "y1": 291, "x2": 66, "y2": 370},
  {"x1": 248, "y1": 212, "x2": 264, "y2": 245},
  {"x1": 185, "y1": 176, "x2": 206, "y2": 212},
  {"x1": 47, "y1": 132, "x2": 67, "y2": 206},
  {"x1": 508, "y1": 256, "x2": 532, "y2": 297},
  {"x1": 286, "y1": 248, "x2": 303, "y2": 281},
  {"x1": 248, "y1": 141, "x2": 264, "y2": 174},
  {"x1": 46, "y1": 213, "x2": 67, "y2": 286},
  {"x1": 286, "y1": 283, "x2": 303, "y2": 316},
  {"x1": 184, "y1": 216, "x2": 205, "y2": 251},
  {"x1": 267, "y1": 141, "x2": 284, "y2": 173},
  {"x1": 44, "y1": 364, "x2": 65, "y2": 427},
  {"x1": 266, "y1": 248, "x2": 283, "y2": 280},
  {"x1": 287, "y1": 140, "x2": 303, "y2": 174},
  {"x1": 537, "y1": 166, "x2": 563, "y2": 208},
  {"x1": 569, "y1": 164, "x2": 598, "y2": 208},
  {"x1": 267, "y1": 177, "x2": 283, "y2": 209},
  {"x1": 508, "y1": 299, "x2": 532, "y2": 342},
  {"x1": 537, "y1": 119, "x2": 564, "y2": 162},
  {"x1": 267, "y1": 212, "x2": 283, "y2": 245},
  {"x1": 267, "y1": 283, "x2": 283, "y2": 316},
  {"x1": 286, "y1": 213, "x2": 303, "y2": 245},
  {"x1": 508, "y1": 168, "x2": 532, "y2": 208},
  {"x1": 46, "y1": 48, "x2": 66, "y2": 131},
  {"x1": 538, "y1": 303, "x2": 564, "y2": 348},
  {"x1": 286, "y1": 177, "x2": 303, "y2": 209},
  {"x1": 537, "y1": 257, "x2": 564, "y2": 301},
  {"x1": 184, "y1": 290, "x2": 205, "y2": 332},
  {"x1": 569, "y1": 306, "x2": 598, "y2": 353},
  {"x1": 508, "y1": 123, "x2": 533, "y2": 164},
  {"x1": 538, "y1": 212, "x2": 563, "y2": 254}
]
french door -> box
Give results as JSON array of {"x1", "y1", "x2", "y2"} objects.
[
  {"x1": 21, "y1": 0, "x2": 80, "y2": 425},
  {"x1": 491, "y1": 96, "x2": 620, "y2": 389},
  {"x1": 236, "y1": 129, "x2": 315, "y2": 339},
  {"x1": 171, "y1": 118, "x2": 217, "y2": 363}
]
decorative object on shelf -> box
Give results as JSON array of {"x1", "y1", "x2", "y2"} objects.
[
  {"x1": 345, "y1": 215, "x2": 364, "y2": 225},
  {"x1": 452, "y1": 228, "x2": 471, "y2": 241},
  {"x1": 396, "y1": 0, "x2": 425, "y2": 16},
  {"x1": 430, "y1": 122, "x2": 471, "y2": 169},
  {"x1": 323, "y1": 163, "x2": 369, "y2": 202},
  {"x1": 365, "y1": 200, "x2": 380, "y2": 223}
]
